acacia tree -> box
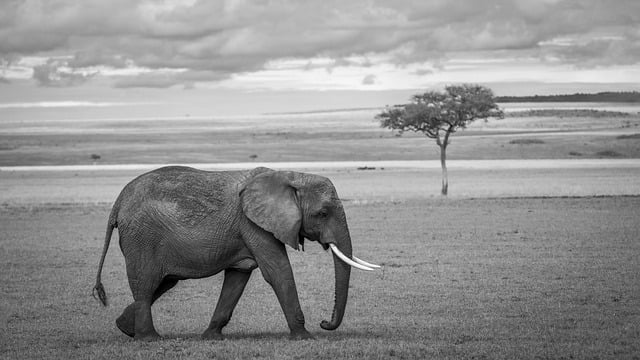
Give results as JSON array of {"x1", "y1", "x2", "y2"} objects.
[{"x1": 377, "y1": 84, "x2": 503, "y2": 195}]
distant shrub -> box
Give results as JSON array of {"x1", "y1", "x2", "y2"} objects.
[
  {"x1": 616, "y1": 133, "x2": 640, "y2": 140},
  {"x1": 569, "y1": 151, "x2": 583, "y2": 156},
  {"x1": 509, "y1": 139, "x2": 545, "y2": 145},
  {"x1": 596, "y1": 150, "x2": 624, "y2": 158}
]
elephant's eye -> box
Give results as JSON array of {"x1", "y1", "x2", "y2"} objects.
[{"x1": 317, "y1": 209, "x2": 329, "y2": 218}]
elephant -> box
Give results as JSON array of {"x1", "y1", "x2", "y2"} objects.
[{"x1": 92, "y1": 166, "x2": 378, "y2": 341}]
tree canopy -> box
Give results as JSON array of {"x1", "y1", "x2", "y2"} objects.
[{"x1": 377, "y1": 84, "x2": 504, "y2": 140}]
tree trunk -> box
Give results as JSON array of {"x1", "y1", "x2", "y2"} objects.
[{"x1": 440, "y1": 144, "x2": 448, "y2": 196}]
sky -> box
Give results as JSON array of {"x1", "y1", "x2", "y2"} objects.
[{"x1": 1, "y1": 0, "x2": 640, "y2": 116}]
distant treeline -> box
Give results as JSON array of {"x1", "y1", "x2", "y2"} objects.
[
  {"x1": 507, "y1": 109, "x2": 633, "y2": 118},
  {"x1": 496, "y1": 91, "x2": 640, "y2": 103}
]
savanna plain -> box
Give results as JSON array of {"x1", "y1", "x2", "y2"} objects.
[{"x1": 1, "y1": 106, "x2": 640, "y2": 359}]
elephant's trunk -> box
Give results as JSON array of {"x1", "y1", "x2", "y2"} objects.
[{"x1": 320, "y1": 228, "x2": 352, "y2": 331}]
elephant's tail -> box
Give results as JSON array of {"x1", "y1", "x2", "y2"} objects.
[{"x1": 93, "y1": 208, "x2": 117, "y2": 307}]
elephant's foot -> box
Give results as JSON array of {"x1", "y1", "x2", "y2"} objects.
[
  {"x1": 116, "y1": 316, "x2": 135, "y2": 338},
  {"x1": 134, "y1": 331, "x2": 161, "y2": 342},
  {"x1": 117, "y1": 314, "x2": 161, "y2": 341},
  {"x1": 289, "y1": 329, "x2": 314, "y2": 340},
  {"x1": 127, "y1": 299, "x2": 161, "y2": 341},
  {"x1": 201, "y1": 328, "x2": 225, "y2": 341},
  {"x1": 116, "y1": 306, "x2": 136, "y2": 338}
]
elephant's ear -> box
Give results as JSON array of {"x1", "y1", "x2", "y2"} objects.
[{"x1": 240, "y1": 171, "x2": 302, "y2": 250}]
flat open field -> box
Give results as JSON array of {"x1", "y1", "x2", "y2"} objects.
[
  {"x1": 1, "y1": 107, "x2": 640, "y2": 358},
  {"x1": 1, "y1": 108, "x2": 640, "y2": 165},
  {"x1": 3, "y1": 164, "x2": 640, "y2": 205},
  {"x1": 1, "y1": 195, "x2": 639, "y2": 359}
]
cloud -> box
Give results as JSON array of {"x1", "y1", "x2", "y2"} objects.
[
  {"x1": 412, "y1": 68, "x2": 434, "y2": 76},
  {"x1": 113, "y1": 69, "x2": 229, "y2": 89},
  {"x1": 113, "y1": 73, "x2": 180, "y2": 89},
  {"x1": 541, "y1": 33, "x2": 640, "y2": 67},
  {"x1": 362, "y1": 74, "x2": 377, "y2": 85},
  {"x1": 32, "y1": 59, "x2": 96, "y2": 87},
  {"x1": 1, "y1": 0, "x2": 639, "y2": 87},
  {"x1": 0, "y1": 101, "x2": 150, "y2": 108},
  {"x1": 68, "y1": 51, "x2": 130, "y2": 69}
]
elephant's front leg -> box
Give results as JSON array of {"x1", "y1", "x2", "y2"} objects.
[
  {"x1": 267, "y1": 265, "x2": 313, "y2": 340},
  {"x1": 202, "y1": 269, "x2": 252, "y2": 340},
  {"x1": 249, "y1": 239, "x2": 313, "y2": 340}
]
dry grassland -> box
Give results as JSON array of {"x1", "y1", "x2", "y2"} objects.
[
  {"x1": 1, "y1": 109, "x2": 640, "y2": 359},
  {"x1": 1, "y1": 197, "x2": 639, "y2": 359},
  {"x1": 1, "y1": 109, "x2": 640, "y2": 165}
]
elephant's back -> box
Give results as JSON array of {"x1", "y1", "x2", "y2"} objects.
[{"x1": 114, "y1": 166, "x2": 243, "y2": 231}]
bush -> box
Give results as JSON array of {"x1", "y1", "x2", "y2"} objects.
[
  {"x1": 596, "y1": 150, "x2": 624, "y2": 158},
  {"x1": 509, "y1": 139, "x2": 545, "y2": 145},
  {"x1": 616, "y1": 133, "x2": 640, "y2": 140}
]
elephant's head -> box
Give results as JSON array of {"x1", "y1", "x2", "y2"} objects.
[{"x1": 240, "y1": 170, "x2": 378, "y2": 331}]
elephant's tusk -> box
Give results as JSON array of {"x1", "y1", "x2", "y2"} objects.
[
  {"x1": 352, "y1": 256, "x2": 381, "y2": 269},
  {"x1": 329, "y1": 244, "x2": 374, "y2": 271}
]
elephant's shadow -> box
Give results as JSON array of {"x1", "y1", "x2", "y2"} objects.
[{"x1": 159, "y1": 330, "x2": 384, "y2": 341}]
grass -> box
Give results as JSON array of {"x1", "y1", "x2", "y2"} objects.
[
  {"x1": 2, "y1": 105, "x2": 640, "y2": 359},
  {"x1": 1, "y1": 197, "x2": 639, "y2": 359}
]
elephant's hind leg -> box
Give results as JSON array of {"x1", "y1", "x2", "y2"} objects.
[
  {"x1": 123, "y1": 259, "x2": 168, "y2": 341},
  {"x1": 116, "y1": 278, "x2": 179, "y2": 338},
  {"x1": 202, "y1": 269, "x2": 252, "y2": 340}
]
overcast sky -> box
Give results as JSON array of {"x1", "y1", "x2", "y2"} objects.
[{"x1": 1, "y1": 0, "x2": 639, "y2": 115}]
